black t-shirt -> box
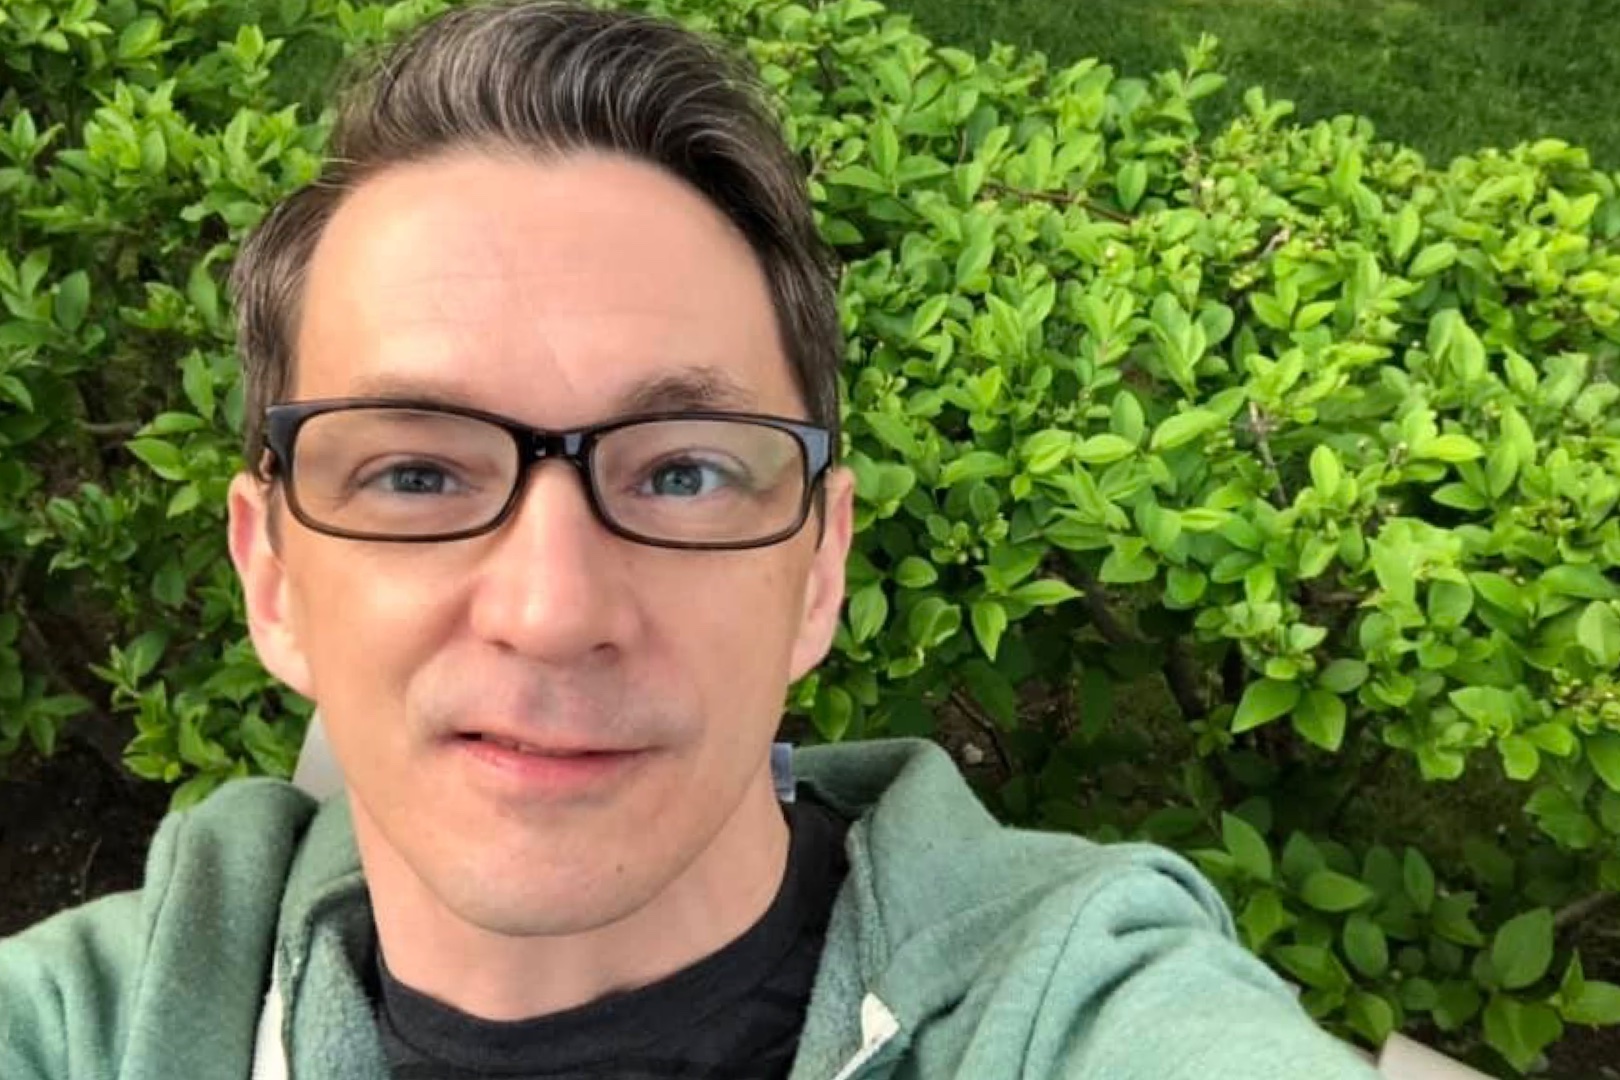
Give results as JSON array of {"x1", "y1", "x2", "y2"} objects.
[{"x1": 373, "y1": 794, "x2": 851, "y2": 1079}]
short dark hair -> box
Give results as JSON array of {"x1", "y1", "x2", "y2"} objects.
[{"x1": 230, "y1": 0, "x2": 841, "y2": 474}]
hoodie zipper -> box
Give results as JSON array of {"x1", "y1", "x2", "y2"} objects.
[{"x1": 828, "y1": 993, "x2": 901, "y2": 1080}]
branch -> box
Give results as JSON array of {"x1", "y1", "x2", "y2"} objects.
[
  {"x1": 1246, "y1": 400, "x2": 1289, "y2": 508},
  {"x1": 1222, "y1": 225, "x2": 1293, "y2": 307},
  {"x1": 81, "y1": 420, "x2": 140, "y2": 438},
  {"x1": 981, "y1": 181, "x2": 1134, "y2": 225},
  {"x1": 1068, "y1": 565, "x2": 1207, "y2": 720},
  {"x1": 1163, "y1": 637, "x2": 1208, "y2": 720},
  {"x1": 948, "y1": 689, "x2": 1012, "y2": 775},
  {"x1": 1554, "y1": 891, "x2": 1619, "y2": 934},
  {"x1": 16, "y1": 599, "x2": 102, "y2": 715}
]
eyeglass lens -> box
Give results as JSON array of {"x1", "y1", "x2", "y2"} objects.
[{"x1": 286, "y1": 408, "x2": 810, "y2": 544}]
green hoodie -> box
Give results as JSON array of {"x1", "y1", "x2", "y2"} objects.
[{"x1": 0, "y1": 739, "x2": 1379, "y2": 1079}]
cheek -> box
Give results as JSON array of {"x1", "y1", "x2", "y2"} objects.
[
  {"x1": 640, "y1": 549, "x2": 809, "y2": 691},
  {"x1": 285, "y1": 546, "x2": 465, "y2": 698}
]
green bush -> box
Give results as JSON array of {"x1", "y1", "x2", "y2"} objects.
[{"x1": 4, "y1": 0, "x2": 1619, "y2": 1071}]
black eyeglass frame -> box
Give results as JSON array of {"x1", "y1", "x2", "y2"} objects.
[{"x1": 261, "y1": 397, "x2": 835, "y2": 551}]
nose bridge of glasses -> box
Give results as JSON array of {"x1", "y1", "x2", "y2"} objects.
[{"x1": 519, "y1": 428, "x2": 592, "y2": 471}]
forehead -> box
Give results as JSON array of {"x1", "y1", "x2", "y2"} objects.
[{"x1": 293, "y1": 149, "x2": 797, "y2": 422}]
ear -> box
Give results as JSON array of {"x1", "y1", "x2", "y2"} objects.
[
  {"x1": 228, "y1": 473, "x2": 314, "y2": 697},
  {"x1": 788, "y1": 467, "x2": 855, "y2": 681}
]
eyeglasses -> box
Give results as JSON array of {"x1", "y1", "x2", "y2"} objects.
[{"x1": 261, "y1": 399, "x2": 833, "y2": 550}]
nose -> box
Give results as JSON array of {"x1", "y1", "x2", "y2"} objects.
[{"x1": 466, "y1": 461, "x2": 641, "y2": 661}]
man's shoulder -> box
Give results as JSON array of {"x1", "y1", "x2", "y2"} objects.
[
  {"x1": 798, "y1": 737, "x2": 1225, "y2": 924},
  {"x1": 0, "y1": 777, "x2": 324, "y2": 1079}
]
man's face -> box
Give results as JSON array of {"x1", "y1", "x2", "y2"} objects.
[{"x1": 228, "y1": 150, "x2": 852, "y2": 937}]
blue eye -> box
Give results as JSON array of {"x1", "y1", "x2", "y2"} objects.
[
  {"x1": 360, "y1": 462, "x2": 465, "y2": 496},
  {"x1": 642, "y1": 459, "x2": 736, "y2": 498}
]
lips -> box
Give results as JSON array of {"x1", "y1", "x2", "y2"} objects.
[
  {"x1": 452, "y1": 730, "x2": 649, "y2": 796},
  {"x1": 462, "y1": 733, "x2": 598, "y2": 756}
]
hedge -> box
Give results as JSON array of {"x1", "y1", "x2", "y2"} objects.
[{"x1": 2, "y1": 0, "x2": 1619, "y2": 1072}]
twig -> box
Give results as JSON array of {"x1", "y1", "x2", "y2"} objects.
[
  {"x1": 1163, "y1": 638, "x2": 1207, "y2": 720},
  {"x1": 1068, "y1": 565, "x2": 1207, "y2": 721},
  {"x1": 76, "y1": 837, "x2": 102, "y2": 902},
  {"x1": 1554, "y1": 891, "x2": 1619, "y2": 934},
  {"x1": 17, "y1": 601, "x2": 100, "y2": 709},
  {"x1": 948, "y1": 689, "x2": 1013, "y2": 776},
  {"x1": 981, "y1": 181, "x2": 1134, "y2": 224},
  {"x1": 81, "y1": 420, "x2": 140, "y2": 437},
  {"x1": 1223, "y1": 225, "x2": 1293, "y2": 307},
  {"x1": 1246, "y1": 400, "x2": 1289, "y2": 508}
]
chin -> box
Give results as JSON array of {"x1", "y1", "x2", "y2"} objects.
[{"x1": 442, "y1": 863, "x2": 662, "y2": 938}]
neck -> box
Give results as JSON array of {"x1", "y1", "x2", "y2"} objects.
[{"x1": 358, "y1": 768, "x2": 791, "y2": 1020}]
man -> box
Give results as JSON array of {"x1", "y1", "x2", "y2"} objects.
[{"x1": 0, "y1": 4, "x2": 1380, "y2": 1078}]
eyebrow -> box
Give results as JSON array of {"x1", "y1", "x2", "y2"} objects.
[{"x1": 343, "y1": 364, "x2": 760, "y2": 420}]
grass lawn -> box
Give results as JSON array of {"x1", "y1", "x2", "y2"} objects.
[{"x1": 881, "y1": 0, "x2": 1620, "y2": 170}]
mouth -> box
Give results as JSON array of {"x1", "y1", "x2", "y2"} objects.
[
  {"x1": 453, "y1": 732, "x2": 638, "y2": 758},
  {"x1": 450, "y1": 731, "x2": 651, "y2": 795}
]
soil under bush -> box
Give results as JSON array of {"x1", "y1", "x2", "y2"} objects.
[{"x1": 0, "y1": 741, "x2": 168, "y2": 939}]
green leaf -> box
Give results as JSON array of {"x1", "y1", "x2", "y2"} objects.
[
  {"x1": 1072, "y1": 433, "x2": 1136, "y2": 464},
  {"x1": 1292, "y1": 689, "x2": 1347, "y2": 751},
  {"x1": 1021, "y1": 430, "x2": 1073, "y2": 475},
  {"x1": 1427, "y1": 580, "x2": 1474, "y2": 630},
  {"x1": 1300, "y1": 868, "x2": 1375, "y2": 912},
  {"x1": 127, "y1": 438, "x2": 186, "y2": 481},
  {"x1": 1231, "y1": 678, "x2": 1299, "y2": 734},
  {"x1": 1237, "y1": 888, "x2": 1294, "y2": 951},
  {"x1": 1389, "y1": 204, "x2": 1422, "y2": 261},
  {"x1": 1272, "y1": 944, "x2": 1350, "y2": 992},
  {"x1": 53, "y1": 270, "x2": 89, "y2": 331},
  {"x1": 812, "y1": 685, "x2": 853, "y2": 742},
  {"x1": 1409, "y1": 241, "x2": 1459, "y2": 278},
  {"x1": 1483, "y1": 995, "x2": 1562, "y2": 1073},
  {"x1": 1412, "y1": 433, "x2": 1484, "y2": 463},
  {"x1": 186, "y1": 261, "x2": 220, "y2": 327},
  {"x1": 893, "y1": 557, "x2": 938, "y2": 589},
  {"x1": 1250, "y1": 292, "x2": 1292, "y2": 331},
  {"x1": 1434, "y1": 981, "x2": 1484, "y2": 1031},
  {"x1": 1404, "y1": 848, "x2": 1436, "y2": 913},
  {"x1": 166, "y1": 484, "x2": 201, "y2": 519},
  {"x1": 1343, "y1": 912, "x2": 1389, "y2": 978},
  {"x1": 1164, "y1": 566, "x2": 1206, "y2": 607},
  {"x1": 1498, "y1": 734, "x2": 1540, "y2": 781},
  {"x1": 1115, "y1": 159, "x2": 1147, "y2": 211},
  {"x1": 1587, "y1": 733, "x2": 1620, "y2": 792},
  {"x1": 1492, "y1": 908, "x2": 1555, "y2": 991},
  {"x1": 1308, "y1": 445, "x2": 1342, "y2": 498},
  {"x1": 1541, "y1": 565, "x2": 1619, "y2": 601},
  {"x1": 1318, "y1": 659, "x2": 1369, "y2": 694},
  {"x1": 1110, "y1": 392, "x2": 1145, "y2": 443},
  {"x1": 941, "y1": 451, "x2": 1011, "y2": 486},
  {"x1": 1098, "y1": 538, "x2": 1157, "y2": 585},
  {"x1": 1221, "y1": 812, "x2": 1272, "y2": 882},
  {"x1": 970, "y1": 599, "x2": 1007, "y2": 660},
  {"x1": 847, "y1": 583, "x2": 888, "y2": 643},
  {"x1": 1149, "y1": 409, "x2": 1223, "y2": 452},
  {"x1": 1576, "y1": 602, "x2": 1620, "y2": 667},
  {"x1": 1007, "y1": 579, "x2": 1080, "y2": 607},
  {"x1": 1563, "y1": 979, "x2": 1620, "y2": 1026},
  {"x1": 124, "y1": 630, "x2": 169, "y2": 682},
  {"x1": 1449, "y1": 686, "x2": 1518, "y2": 728},
  {"x1": 1346, "y1": 990, "x2": 1396, "y2": 1045}
]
